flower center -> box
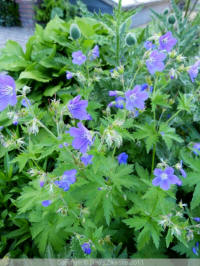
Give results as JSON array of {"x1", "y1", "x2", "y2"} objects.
[
  {"x1": 130, "y1": 93, "x2": 136, "y2": 101},
  {"x1": 83, "y1": 129, "x2": 92, "y2": 142},
  {"x1": 162, "y1": 37, "x2": 169, "y2": 44},
  {"x1": 161, "y1": 173, "x2": 168, "y2": 180},
  {"x1": 0, "y1": 86, "x2": 13, "y2": 98}
]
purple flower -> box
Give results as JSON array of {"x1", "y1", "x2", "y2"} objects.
[
  {"x1": 193, "y1": 217, "x2": 200, "y2": 222},
  {"x1": 66, "y1": 71, "x2": 73, "y2": 80},
  {"x1": 21, "y1": 98, "x2": 31, "y2": 108},
  {"x1": 64, "y1": 142, "x2": 69, "y2": 147},
  {"x1": 68, "y1": 95, "x2": 91, "y2": 121},
  {"x1": 81, "y1": 153, "x2": 93, "y2": 166},
  {"x1": 146, "y1": 50, "x2": 166, "y2": 75},
  {"x1": 193, "y1": 143, "x2": 200, "y2": 155},
  {"x1": 0, "y1": 74, "x2": 17, "y2": 111},
  {"x1": 40, "y1": 180, "x2": 45, "y2": 187},
  {"x1": 141, "y1": 84, "x2": 148, "y2": 91},
  {"x1": 63, "y1": 169, "x2": 77, "y2": 185},
  {"x1": 179, "y1": 160, "x2": 186, "y2": 178},
  {"x1": 42, "y1": 200, "x2": 51, "y2": 207},
  {"x1": 0, "y1": 126, "x2": 3, "y2": 130},
  {"x1": 59, "y1": 144, "x2": 63, "y2": 149},
  {"x1": 188, "y1": 61, "x2": 200, "y2": 83},
  {"x1": 192, "y1": 242, "x2": 199, "y2": 256},
  {"x1": 144, "y1": 41, "x2": 155, "y2": 50},
  {"x1": 118, "y1": 152, "x2": 128, "y2": 165},
  {"x1": 152, "y1": 167, "x2": 182, "y2": 190},
  {"x1": 13, "y1": 120, "x2": 18, "y2": 126},
  {"x1": 72, "y1": 51, "x2": 86, "y2": 65},
  {"x1": 159, "y1": 32, "x2": 177, "y2": 52},
  {"x1": 55, "y1": 169, "x2": 77, "y2": 191},
  {"x1": 125, "y1": 85, "x2": 149, "y2": 111},
  {"x1": 115, "y1": 97, "x2": 125, "y2": 109},
  {"x1": 69, "y1": 122, "x2": 93, "y2": 153},
  {"x1": 109, "y1": 91, "x2": 118, "y2": 97},
  {"x1": 91, "y1": 45, "x2": 99, "y2": 60},
  {"x1": 81, "y1": 243, "x2": 91, "y2": 255}
]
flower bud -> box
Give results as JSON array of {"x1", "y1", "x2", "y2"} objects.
[
  {"x1": 70, "y1": 23, "x2": 81, "y2": 40},
  {"x1": 22, "y1": 85, "x2": 31, "y2": 95},
  {"x1": 168, "y1": 15, "x2": 176, "y2": 24},
  {"x1": 169, "y1": 50, "x2": 177, "y2": 58},
  {"x1": 125, "y1": 33, "x2": 136, "y2": 46},
  {"x1": 118, "y1": 65, "x2": 124, "y2": 74},
  {"x1": 176, "y1": 55, "x2": 186, "y2": 63},
  {"x1": 163, "y1": 8, "x2": 169, "y2": 15}
]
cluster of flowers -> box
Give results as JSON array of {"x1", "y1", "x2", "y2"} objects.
[
  {"x1": 144, "y1": 31, "x2": 177, "y2": 75},
  {"x1": 108, "y1": 84, "x2": 149, "y2": 114},
  {"x1": 144, "y1": 32, "x2": 200, "y2": 82}
]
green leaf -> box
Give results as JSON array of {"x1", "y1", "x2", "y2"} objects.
[
  {"x1": 178, "y1": 93, "x2": 193, "y2": 113},
  {"x1": 159, "y1": 123, "x2": 183, "y2": 149},
  {"x1": 135, "y1": 163, "x2": 149, "y2": 180},
  {"x1": 0, "y1": 40, "x2": 28, "y2": 71},
  {"x1": 133, "y1": 124, "x2": 158, "y2": 153},
  {"x1": 152, "y1": 91, "x2": 170, "y2": 111},
  {"x1": 166, "y1": 229, "x2": 174, "y2": 248},
  {"x1": 137, "y1": 227, "x2": 151, "y2": 250},
  {"x1": 19, "y1": 63, "x2": 51, "y2": 82},
  {"x1": 12, "y1": 153, "x2": 33, "y2": 172},
  {"x1": 44, "y1": 84, "x2": 62, "y2": 97},
  {"x1": 103, "y1": 195, "x2": 113, "y2": 225},
  {"x1": 123, "y1": 217, "x2": 147, "y2": 230},
  {"x1": 191, "y1": 183, "x2": 200, "y2": 209}
]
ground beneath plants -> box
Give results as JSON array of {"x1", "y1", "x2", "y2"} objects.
[{"x1": 0, "y1": 26, "x2": 34, "y2": 50}]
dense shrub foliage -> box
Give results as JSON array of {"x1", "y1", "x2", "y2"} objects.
[
  {"x1": 0, "y1": 0, "x2": 20, "y2": 27},
  {"x1": 0, "y1": 0, "x2": 200, "y2": 259},
  {"x1": 35, "y1": 0, "x2": 87, "y2": 25}
]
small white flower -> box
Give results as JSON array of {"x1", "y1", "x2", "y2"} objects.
[
  {"x1": 172, "y1": 226, "x2": 181, "y2": 236},
  {"x1": 28, "y1": 119, "x2": 39, "y2": 135},
  {"x1": 22, "y1": 85, "x2": 31, "y2": 95}
]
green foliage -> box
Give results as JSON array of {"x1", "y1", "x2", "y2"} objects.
[
  {"x1": 0, "y1": 0, "x2": 200, "y2": 260},
  {"x1": 34, "y1": 0, "x2": 83, "y2": 25}
]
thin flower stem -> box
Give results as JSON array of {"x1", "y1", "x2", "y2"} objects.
[
  {"x1": 129, "y1": 64, "x2": 142, "y2": 89},
  {"x1": 166, "y1": 110, "x2": 181, "y2": 124},
  {"x1": 151, "y1": 76, "x2": 158, "y2": 176},
  {"x1": 151, "y1": 144, "x2": 156, "y2": 178},
  {"x1": 115, "y1": 0, "x2": 122, "y2": 66},
  {"x1": 37, "y1": 120, "x2": 58, "y2": 140},
  {"x1": 112, "y1": 146, "x2": 116, "y2": 158}
]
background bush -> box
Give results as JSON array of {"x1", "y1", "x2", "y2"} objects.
[
  {"x1": 0, "y1": 0, "x2": 20, "y2": 27},
  {"x1": 34, "y1": 0, "x2": 87, "y2": 26}
]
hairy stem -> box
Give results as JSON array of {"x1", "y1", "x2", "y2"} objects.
[{"x1": 116, "y1": 0, "x2": 122, "y2": 65}]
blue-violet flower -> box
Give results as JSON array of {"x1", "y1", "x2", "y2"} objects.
[
  {"x1": 72, "y1": 50, "x2": 86, "y2": 65},
  {"x1": 81, "y1": 243, "x2": 91, "y2": 255},
  {"x1": 69, "y1": 122, "x2": 93, "y2": 153},
  {"x1": 152, "y1": 167, "x2": 182, "y2": 190},
  {"x1": 68, "y1": 95, "x2": 91, "y2": 121},
  {"x1": 125, "y1": 85, "x2": 149, "y2": 111},
  {"x1": 146, "y1": 50, "x2": 166, "y2": 75},
  {"x1": 0, "y1": 74, "x2": 17, "y2": 111},
  {"x1": 159, "y1": 31, "x2": 177, "y2": 52},
  {"x1": 118, "y1": 152, "x2": 128, "y2": 165}
]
